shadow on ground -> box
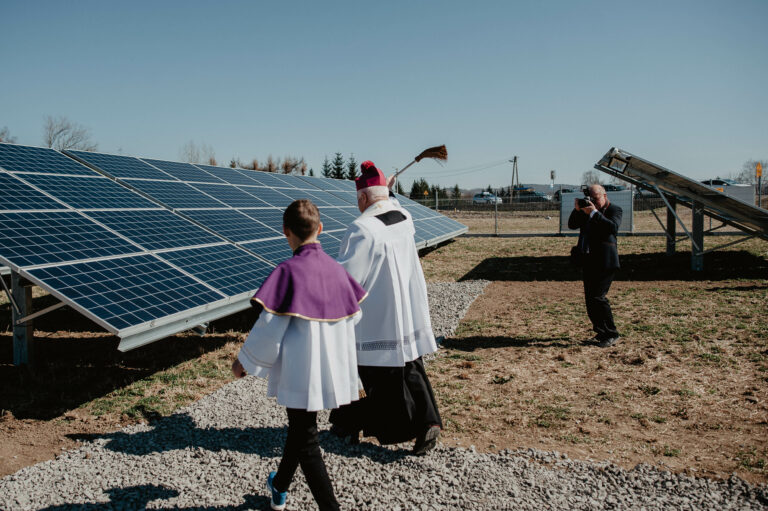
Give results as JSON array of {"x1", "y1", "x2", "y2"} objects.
[
  {"x1": 94, "y1": 411, "x2": 410, "y2": 465},
  {"x1": 459, "y1": 250, "x2": 768, "y2": 282},
  {"x1": 0, "y1": 332, "x2": 236, "y2": 420},
  {"x1": 37, "y1": 484, "x2": 270, "y2": 510},
  {"x1": 441, "y1": 336, "x2": 578, "y2": 352}
]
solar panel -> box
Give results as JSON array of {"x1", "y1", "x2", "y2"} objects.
[
  {"x1": 181, "y1": 208, "x2": 281, "y2": 242},
  {"x1": 0, "y1": 143, "x2": 98, "y2": 176},
  {"x1": 0, "y1": 211, "x2": 140, "y2": 268},
  {"x1": 0, "y1": 173, "x2": 65, "y2": 210},
  {"x1": 194, "y1": 164, "x2": 263, "y2": 186},
  {"x1": 190, "y1": 183, "x2": 269, "y2": 208},
  {"x1": 317, "y1": 232, "x2": 342, "y2": 257},
  {"x1": 241, "y1": 238, "x2": 294, "y2": 265},
  {"x1": 16, "y1": 173, "x2": 158, "y2": 210},
  {"x1": 141, "y1": 158, "x2": 226, "y2": 184},
  {"x1": 2, "y1": 144, "x2": 466, "y2": 355},
  {"x1": 237, "y1": 208, "x2": 285, "y2": 233},
  {"x1": 238, "y1": 186, "x2": 294, "y2": 209},
  {"x1": 159, "y1": 244, "x2": 274, "y2": 296},
  {"x1": 26, "y1": 254, "x2": 225, "y2": 331},
  {"x1": 126, "y1": 179, "x2": 226, "y2": 209},
  {"x1": 87, "y1": 209, "x2": 221, "y2": 251},
  {"x1": 67, "y1": 150, "x2": 173, "y2": 180}
]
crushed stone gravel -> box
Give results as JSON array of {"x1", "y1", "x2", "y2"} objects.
[{"x1": 2, "y1": 281, "x2": 766, "y2": 510}]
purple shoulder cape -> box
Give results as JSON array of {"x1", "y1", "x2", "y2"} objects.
[{"x1": 252, "y1": 242, "x2": 367, "y2": 321}]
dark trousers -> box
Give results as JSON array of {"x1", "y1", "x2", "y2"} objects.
[
  {"x1": 583, "y1": 266, "x2": 619, "y2": 340},
  {"x1": 273, "y1": 408, "x2": 339, "y2": 511},
  {"x1": 330, "y1": 357, "x2": 442, "y2": 445}
]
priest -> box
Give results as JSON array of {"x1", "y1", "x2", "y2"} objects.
[{"x1": 329, "y1": 160, "x2": 442, "y2": 455}]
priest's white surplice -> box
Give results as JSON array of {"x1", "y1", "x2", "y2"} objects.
[
  {"x1": 237, "y1": 310, "x2": 361, "y2": 412},
  {"x1": 337, "y1": 198, "x2": 437, "y2": 367}
]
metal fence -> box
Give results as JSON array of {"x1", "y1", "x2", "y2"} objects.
[{"x1": 412, "y1": 195, "x2": 750, "y2": 236}]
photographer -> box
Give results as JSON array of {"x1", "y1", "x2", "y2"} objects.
[{"x1": 568, "y1": 184, "x2": 623, "y2": 347}]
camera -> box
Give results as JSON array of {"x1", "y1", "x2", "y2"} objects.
[{"x1": 577, "y1": 197, "x2": 592, "y2": 208}]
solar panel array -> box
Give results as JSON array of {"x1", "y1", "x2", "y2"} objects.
[{"x1": 0, "y1": 143, "x2": 467, "y2": 350}]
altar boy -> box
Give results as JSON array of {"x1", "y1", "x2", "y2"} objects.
[{"x1": 231, "y1": 199, "x2": 367, "y2": 511}]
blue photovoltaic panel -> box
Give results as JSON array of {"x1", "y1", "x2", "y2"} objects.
[
  {"x1": 27, "y1": 254, "x2": 225, "y2": 331},
  {"x1": 297, "y1": 175, "x2": 340, "y2": 191},
  {"x1": 238, "y1": 186, "x2": 294, "y2": 209},
  {"x1": 316, "y1": 208, "x2": 348, "y2": 232},
  {"x1": 87, "y1": 209, "x2": 221, "y2": 251},
  {"x1": 401, "y1": 202, "x2": 437, "y2": 220},
  {"x1": 332, "y1": 179, "x2": 356, "y2": 191},
  {"x1": 190, "y1": 183, "x2": 269, "y2": 208},
  {"x1": 266, "y1": 173, "x2": 302, "y2": 189},
  {"x1": 276, "y1": 188, "x2": 333, "y2": 206},
  {"x1": 318, "y1": 232, "x2": 342, "y2": 257},
  {"x1": 159, "y1": 244, "x2": 274, "y2": 296},
  {"x1": 128, "y1": 179, "x2": 226, "y2": 209},
  {"x1": 182, "y1": 209, "x2": 281, "y2": 242},
  {"x1": 234, "y1": 169, "x2": 290, "y2": 188},
  {"x1": 328, "y1": 190, "x2": 358, "y2": 206},
  {"x1": 237, "y1": 208, "x2": 285, "y2": 233},
  {"x1": 241, "y1": 238, "x2": 293, "y2": 265},
  {"x1": 0, "y1": 173, "x2": 65, "y2": 210},
  {"x1": 141, "y1": 158, "x2": 226, "y2": 184},
  {"x1": 195, "y1": 164, "x2": 262, "y2": 186},
  {"x1": 0, "y1": 143, "x2": 98, "y2": 176},
  {"x1": 18, "y1": 174, "x2": 157, "y2": 210},
  {"x1": 68, "y1": 150, "x2": 173, "y2": 180},
  {"x1": 0, "y1": 211, "x2": 139, "y2": 267},
  {"x1": 307, "y1": 190, "x2": 349, "y2": 207}
]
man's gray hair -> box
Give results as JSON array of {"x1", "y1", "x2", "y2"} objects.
[{"x1": 358, "y1": 185, "x2": 389, "y2": 201}]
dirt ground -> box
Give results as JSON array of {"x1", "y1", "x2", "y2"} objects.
[{"x1": 2, "y1": 234, "x2": 767, "y2": 485}]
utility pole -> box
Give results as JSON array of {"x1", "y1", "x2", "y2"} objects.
[{"x1": 509, "y1": 156, "x2": 519, "y2": 201}]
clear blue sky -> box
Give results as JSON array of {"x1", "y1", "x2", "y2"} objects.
[{"x1": 2, "y1": 1, "x2": 766, "y2": 190}]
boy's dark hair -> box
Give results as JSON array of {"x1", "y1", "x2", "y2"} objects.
[{"x1": 283, "y1": 199, "x2": 320, "y2": 240}]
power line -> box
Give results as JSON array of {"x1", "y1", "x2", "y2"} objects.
[{"x1": 415, "y1": 157, "x2": 513, "y2": 177}]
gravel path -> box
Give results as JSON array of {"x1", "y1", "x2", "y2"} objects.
[{"x1": 2, "y1": 281, "x2": 767, "y2": 510}]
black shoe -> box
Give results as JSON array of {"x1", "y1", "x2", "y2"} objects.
[
  {"x1": 412, "y1": 425, "x2": 440, "y2": 455},
  {"x1": 598, "y1": 336, "x2": 620, "y2": 348},
  {"x1": 329, "y1": 424, "x2": 360, "y2": 445}
]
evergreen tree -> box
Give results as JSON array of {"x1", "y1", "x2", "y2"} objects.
[
  {"x1": 486, "y1": 184, "x2": 493, "y2": 193},
  {"x1": 321, "y1": 156, "x2": 332, "y2": 178},
  {"x1": 309, "y1": 168, "x2": 315, "y2": 177},
  {"x1": 409, "y1": 177, "x2": 430, "y2": 199},
  {"x1": 331, "y1": 152, "x2": 345, "y2": 180},
  {"x1": 346, "y1": 154, "x2": 358, "y2": 180},
  {"x1": 396, "y1": 181, "x2": 405, "y2": 195},
  {"x1": 452, "y1": 184, "x2": 461, "y2": 199}
]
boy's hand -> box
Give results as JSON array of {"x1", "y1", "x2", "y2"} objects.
[{"x1": 231, "y1": 359, "x2": 246, "y2": 378}]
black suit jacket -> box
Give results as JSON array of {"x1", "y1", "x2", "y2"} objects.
[{"x1": 568, "y1": 202, "x2": 622, "y2": 270}]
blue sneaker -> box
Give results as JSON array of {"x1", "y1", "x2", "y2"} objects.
[{"x1": 266, "y1": 471, "x2": 287, "y2": 510}]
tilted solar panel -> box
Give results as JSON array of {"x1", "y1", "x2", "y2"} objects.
[
  {"x1": 158, "y1": 244, "x2": 274, "y2": 296},
  {"x1": 142, "y1": 158, "x2": 225, "y2": 184},
  {"x1": 1, "y1": 144, "x2": 466, "y2": 353},
  {"x1": 0, "y1": 173, "x2": 65, "y2": 210},
  {"x1": 67, "y1": 150, "x2": 173, "y2": 180},
  {"x1": 27, "y1": 254, "x2": 226, "y2": 331},
  {"x1": 18, "y1": 174, "x2": 158, "y2": 210},
  {"x1": 0, "y1": 211, "x2": 141, "y2": 268},
  {"x1": 0, "y1": 144, "x2": 97, "y2": 176},
  {"x1": 86, "y1": 209, "x2": 221, "y2": 251}
]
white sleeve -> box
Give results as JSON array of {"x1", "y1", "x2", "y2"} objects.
[
  {"x1": 337, "y1": 224, "x2": 376, "y2": 289},
  {"x1": 237, "y1": 312, "x2": 291, "y2": 377}
]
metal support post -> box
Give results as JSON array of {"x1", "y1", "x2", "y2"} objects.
[
  {"x1": 691, "y1": 203, "x2": 705, "y2": 271},
  {"x1": 666, "y1": 197, "x2": 677, "y2": 256},
  {"x1": 435, "y1": 190, "x2": 438, "y2": 211},
  {"x1": 494, "y1": 199, "x2": 498, "y2": 236},
  {"x1": 11, "y1": 271, "x2": 33, "y2": 366}
]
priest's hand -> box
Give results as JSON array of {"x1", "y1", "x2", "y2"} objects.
[
  {"x1": 231, "y1": 359, "x2": 246, "y2": 378},
  {"x1": 386, "y1": 174, "x2": 397, "y2": 190}
]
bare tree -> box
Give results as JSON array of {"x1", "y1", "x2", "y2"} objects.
[
  {"x1": 43, "y1": 115, "x2": 97, "y2": 151},
  {"x1": 280, "y1": 156, "x2": 307, "y2": 175},
  {"x1": 733, "y1": 159, "x2": 767, "y2": 185},
  {"x1": 0, "y1": 126, "x2": 16, "y2": 143},
  {"x1": 180, "y1": 140, "x2": 217, "y2": 165},
  {"x1": 264, "y1": 155, "x2": 279, "y2": 173},
  {"x1": 581, "y1": 170, "x2": 603, "y2": 186}
]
